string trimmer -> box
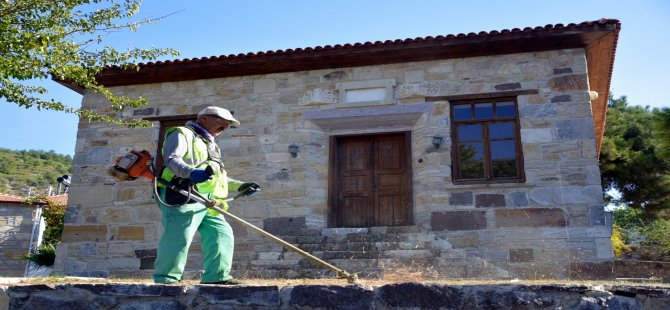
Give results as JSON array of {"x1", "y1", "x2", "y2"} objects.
[{"x1": 108, "y1": 149, "x2": 358, "y2": 284}]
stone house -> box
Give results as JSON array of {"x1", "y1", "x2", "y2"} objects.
[
  {"x1": 0, "y1": 194, "x2": 34, "y2": 276},
  {"x1": 0, "y1": 194, "x2": 67, "y2": 276},
  {"x1": 54, "y1": 19, "x2": 620, "y2": 280}
]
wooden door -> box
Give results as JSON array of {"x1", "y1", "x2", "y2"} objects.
[{"x1": 331, "y1": 132, "x2": 412, "y2": 227}]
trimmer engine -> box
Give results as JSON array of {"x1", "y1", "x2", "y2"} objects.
[{"x1": 108, "y1": 150, "x2": 155, "y2": 181}]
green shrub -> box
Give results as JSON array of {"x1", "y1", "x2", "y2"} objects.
[
  {"x1": 41, "y1": 200, "x2": 66, "y2": 245},
  {"x1": 611, "y1": 224, "x2": 632, "y2": 257},
  {"x1": 638, "y1": 219, "x2": 670, "y2": 259},
  {"x1": 22, "y1": 244, "x2": 56, "y2": 269}
]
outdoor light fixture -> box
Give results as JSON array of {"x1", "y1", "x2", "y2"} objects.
[
  {"x1": 432, "y1": 136, "x2": 443, "y2": 149},
  {"x1": 57, "y1": 175, "x2": 71, "y2": 194},
  {"x1": 57, "y1": 175, "x2": 71, "y2": 186},
  {"x1": 288, "y1": 144, "x2": 299, "y2": 157}
]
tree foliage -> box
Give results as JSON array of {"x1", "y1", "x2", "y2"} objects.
[
  {"x1": 652, "y1": 107, "x2": 670, "y2": 162},
  {"x1": 0, "y1": 0, "x2": 178, "y2": 126},
  {"x1": 0, "y1": 148, "x2": 72, "y2": 196},
  {"x1": 599, "y1": 95, "x2": 670, "y2": 219}
]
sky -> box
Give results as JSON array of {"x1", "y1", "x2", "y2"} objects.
[{"x1": 1, "y1": 0, "x2": 669, "y2": 156}]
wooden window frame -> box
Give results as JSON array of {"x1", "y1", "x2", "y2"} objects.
[{"x1": 450, "y1": 97, "x2": 525, "y2": 184}]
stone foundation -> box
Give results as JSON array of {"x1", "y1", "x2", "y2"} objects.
[
  {"x1": 2, "y1": 282, "x2": 668, "y2": 309},
  {"x1": 615, "y1": 260, "x2": 670, "y2": 282}
]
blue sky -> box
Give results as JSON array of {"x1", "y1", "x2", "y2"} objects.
[{"x1": 1, "y1": 0, "x2": 668, "y2": 156}]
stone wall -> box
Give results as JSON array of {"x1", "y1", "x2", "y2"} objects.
[
  {"x1": 2, "y1": 283, "x2": 669, "y2": 309},
  {"x1": 615, "y1": 260, "x2": 670, "y2": 282},
  {"x1": 56, "y1": 48, "x2": 612, "y2": 280},
  {"x1": 0, "y1": 204, "x2": 34, "y2": 276}
]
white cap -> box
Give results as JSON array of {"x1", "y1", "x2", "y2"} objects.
[{"x1": 197, "y1": 106, "x2": 240, "y2": 126}]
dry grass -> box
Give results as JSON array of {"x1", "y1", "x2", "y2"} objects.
[{"x1": 2, "y1": 275, "x2": 668, "y2": 288}]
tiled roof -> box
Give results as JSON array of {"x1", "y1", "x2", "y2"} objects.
[
  {"x1": 0, "y1": 194, "x2": 68, "y2": 206},
  {"x1": 122, "y1": 18, "x2": 620, "y2": 69},
  {"x1": 73, "y1": 18, "x2": 620, "y2": 90},
  {"x1": 0, "y1": 193, "x2": 26, "y2": 204},
  {"x1": 46, "y1": 194, "x2": 68, "y2": 206}
]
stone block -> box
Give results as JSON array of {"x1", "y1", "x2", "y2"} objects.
[
  {"x1": 449, "y1": 192, "x2": 473, "y2": 206},
  {"x1": 134, "y1": 248, "x2": 156, "y2": 258},
  {"x1": 431, "y1": 211, "x2": 486, "y2": 231},
  {"x1": 494, "y1": 82, "x2": 521, "y2": 90},
  {"x1": 589, "y1": 205, "x2": 608, "y2": 226},
  {"x1": 321, "y1": 228, "x2": 368, "y2": 236},
  {"x1": 542, "y1": 143, "x2": 581, "y2": 161},
  {"x1": 79, "y1": 243, "x2": 97, "y2": 257},
  {"x1": 71, "y1": 186, "x2": 115, "y2": 205},
  {"x1": 289, "y1": 285, "x2": 373, "y2": 309},
  {"x1": 553, "y1": 67, "x2": 573, "y2": 75},
  {"x1": 263, "y1": 217, "x2": 306, "y2": 236},
  {"x1": 548, "y1": 74, "x2": 588, "y2": 91},
  {"x1": 377, "y1": 283, "x2": 461, "y2": 309},
  {"x1": 323, "y1": 70, "x2": 347, "y2": 81},
  {"x1": 62, "y1": 225, "x2": 108, "y2": 242},
  {"x1": 509, "y1": 248, "x2": 534, "y2": 262},
  {"x1": 73, "y1": 147, "x2": 113, "y2": 166},
  {"x1": 446, "y1": 234, "x2": 479, "y2": 248},
  {"x1": 509, "y1": 192, "x2": 528, "y2": 207},
  {"x1": 63, "y1": 205, "x2": 81, "y2": 224},
  {"x1": 568, "y1": 261, "x2": 615, "y2": 280},
  {"x1": 475, "y1": 194, "x2": 506, "y2": 207},
  {"x1": 529, "y1": 186, "x2": 602, "y2": 206},
  {"x1": 117, "y1": 226, "x2": 145, "y2": 241},
  {"x1": 557, "y1": 118, "x2": 595, "y2": 140},
  {"x1": 395, "y1": 82, "x2": 440, "y2": 99},
  {"x1": 521, "y1": 128, "x2": 553, "y2": 143},
  {"x1": 298, "y1": 88, "x2": 338, "y2": 106},
  {"x1": 266, "y1": 171, "x2": 290, "y2": 181},
  {"x1": 519, "y1": 103, "x2": 557, "y2": 119},
  {"x1": 595, "y1": 237, "x2": 614, "y2": 259},
  {"x1": 495, "y1": 208, "x2": 567, "y2": 228},
  {"x1": 551, "y1": 95, "x2": 571, "y2": 103},
  {"x1": 103, "y1": 208, "x2": 131, "y2": 223},
  {"x1": 404, "y1": 70, "x2": 425, "y2": 83},
  {"x1": 132, "y1": 107, "x2": 155, "y2": 116},
  {"x1": 253, "y1": 79, "x2": 277, "y2": 93}
]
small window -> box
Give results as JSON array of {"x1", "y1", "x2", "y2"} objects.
[{"x1": 451, "y1": 98, "x2": 524, "y2": 183}]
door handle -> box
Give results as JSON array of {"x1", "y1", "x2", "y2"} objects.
[{"x1": 373, "y1": 185, "x2": 378, "y2": 192}]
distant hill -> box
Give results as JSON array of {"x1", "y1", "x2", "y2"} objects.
[{"x1": 0, "y1": 148, "x2": 73, "y2": 196}]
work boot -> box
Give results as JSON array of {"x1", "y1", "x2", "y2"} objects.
[{"x1": 202, "y1": 279, "x2": 243, "y2": 285}]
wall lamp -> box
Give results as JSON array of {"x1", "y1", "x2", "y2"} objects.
[
  {"x1": 288, "y1": 144, "x2": 299, "y2": 157},
  {"x1": 432, "y1": 136, "x2": 443, "y2": 149}
]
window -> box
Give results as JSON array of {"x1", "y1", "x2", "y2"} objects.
[{"x1": 450, "y1": 97, "x2": 524, "y2": 183}]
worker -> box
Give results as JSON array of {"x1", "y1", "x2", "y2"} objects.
[{"x1": 153, "y1": 106, "x2": 260, "y2": 285}]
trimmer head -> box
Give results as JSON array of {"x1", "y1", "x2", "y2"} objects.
[{"x1": 337, "y1": 271, "x2": 359, "y2": 284}]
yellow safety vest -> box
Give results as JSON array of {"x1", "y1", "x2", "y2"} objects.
[{"x1": 160, "y1": 127, "x2": 241, "y2": 208}]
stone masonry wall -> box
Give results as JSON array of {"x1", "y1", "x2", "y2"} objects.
[
  {"x1": 3, "y1": 283, "x2": 669, "y2": 310},
  {"x1": 615, "y1": 260, "x2": 670, "y2": 282},
  {"x1": 0, "y1": 204, "x2": 33, "y2": 276},
  {"x1": 55, "y1": 48, "x2": 612, "y2": 280}
]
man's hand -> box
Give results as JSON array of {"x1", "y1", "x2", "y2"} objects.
[
  {"x1": 238, "y1": 182, "x2": 261, "y2": 196},
  {"x1": 189, "y1": 169, "x2": 212, "y2": 183}
]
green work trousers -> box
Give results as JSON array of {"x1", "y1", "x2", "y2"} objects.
[{"x1": 153, "y1": 194, "x2": 234, "y2": 284}]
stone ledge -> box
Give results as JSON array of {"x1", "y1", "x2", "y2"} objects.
[{"x1": 3, "y1": 282, "x2": 669, "y2": 309}]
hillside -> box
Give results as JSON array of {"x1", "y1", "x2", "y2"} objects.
[{"x1": 0, "y1": 148, "x2": 73, "y2": 196}]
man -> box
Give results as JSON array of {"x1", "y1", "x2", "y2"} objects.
[{"x1": 153, "y1": 106, "x2": 259, "y2": 284}]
